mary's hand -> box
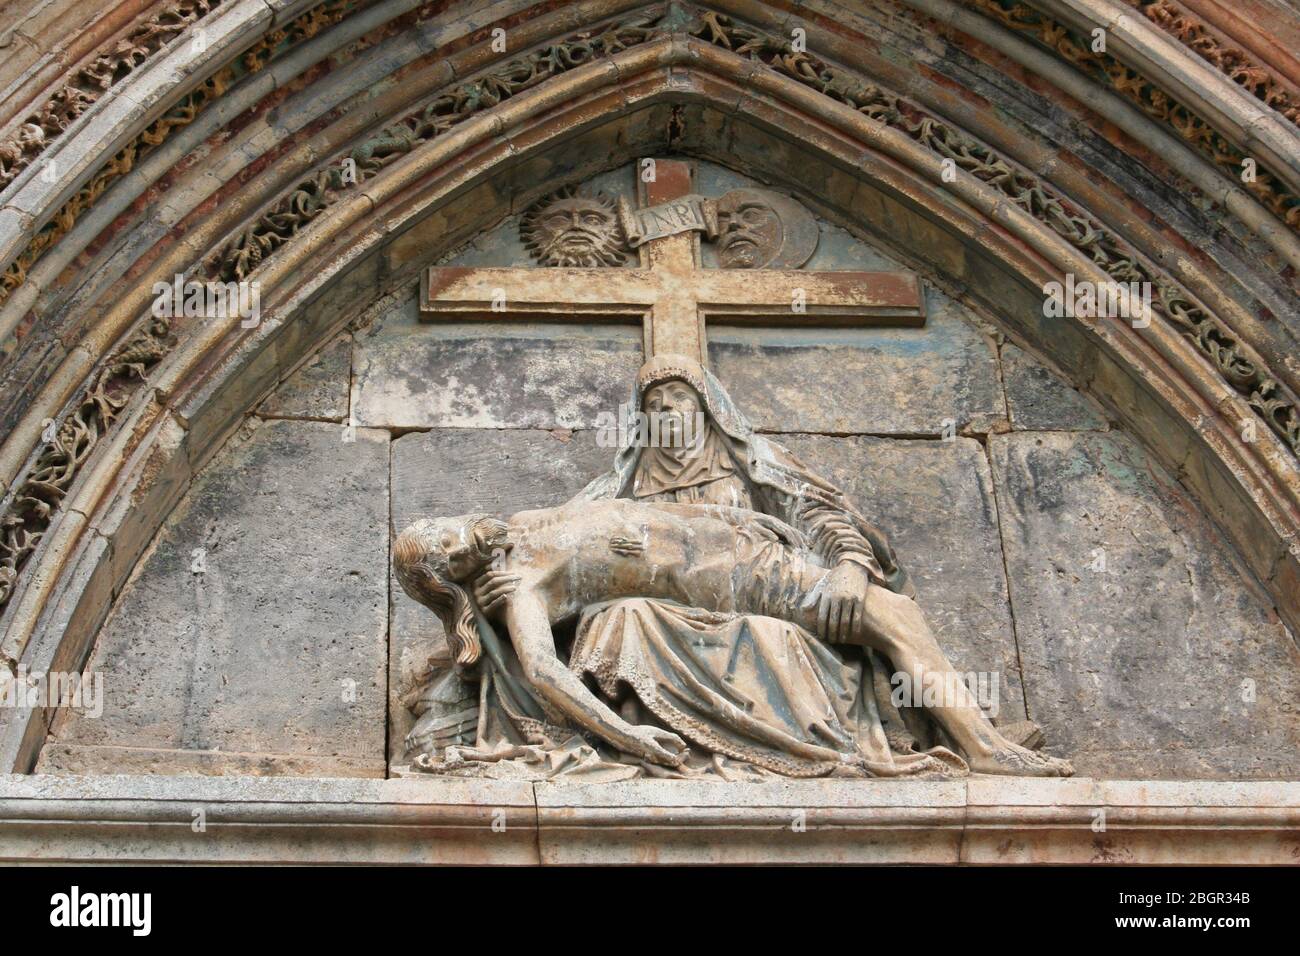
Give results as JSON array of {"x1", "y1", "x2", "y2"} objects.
[
  {"x1": 749, "y1": 512, "x2": 806, "y2": 548},
  {"x1": 473, "y1": 567, "x2": 521, "y2": 616}
]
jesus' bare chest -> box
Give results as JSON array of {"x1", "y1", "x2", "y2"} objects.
[{"x1": 506, "y1": 501, "x2": 744, "y2": 621}]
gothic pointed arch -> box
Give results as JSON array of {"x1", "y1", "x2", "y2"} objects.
[{"x1": 0, "y1": 0, "x2": 1295, "y2": 783}]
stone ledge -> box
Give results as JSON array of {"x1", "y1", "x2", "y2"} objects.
[{"x1": 1, "y1": 774, "x2": 1295, "y2": 865}]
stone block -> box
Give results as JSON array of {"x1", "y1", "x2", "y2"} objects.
[
  {"x1": 708, "y1": 291, "x2": 1005, "y2": 435},
  {"x1": 174, "y1": 324, "x2": 284, "y2": 475},
  {"x1": 989, "y1": 430, "x2": 1300, "y2": 779},
  {"x1": 1001, "y1": 342, "x2": 1107, "y2": 431},
  {"x1": 40, "y1": 419, "x2": 390, "y2": 778},
  {"x1": 1087, "y1": 347, "x2": 1197, "y2": 473},
  {"x1": 779, "y1": 434, "x2": 1026, "y2": 719},
  {"x1": 535, "y1": 777, "x2": 966, "y2": 865},
  {"x1": 1271, "y1": 542, "x2": 1300, "y2": 638},
  {"x1": 352, "y1": 293, "x2": 644, "y2": 430},
  {"x1": 258, "y1": 332, "x2": 351, "y2": 421}
]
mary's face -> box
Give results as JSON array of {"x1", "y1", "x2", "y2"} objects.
[
  {"x1": 644, "y1": 380, "x2": 700, "y2": 419},
  {"x1": 643, "y1": 380, "x2": 703, "y2": 447}
]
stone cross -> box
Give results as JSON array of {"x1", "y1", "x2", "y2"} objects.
[{"x1": 420, "y1": 160, "x2": 924, "y2": 364}]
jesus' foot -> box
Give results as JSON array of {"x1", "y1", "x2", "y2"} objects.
[{"x1": 967, "y1": 742, "x2": 1074, "y2": 777}]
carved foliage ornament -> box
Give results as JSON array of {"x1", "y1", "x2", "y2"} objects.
[
  {"x1": 0, "y1": 318, "x2": 172, "y2": 607},
  {"x1": 963, "y1": 0, "x2": 1300, "y2": 229},
  {"x1": 1125, "y1": 0, "x2": 1299, "y2": 126},
  {"x1": 0, "y1": 0, "x2": 357, "y2": 311},
  {"x1": 686, "y1": 8, "x2": 1300, "y2": 456},
  {"x1": 0, "y1": 0, "x2": 225, "y2": 190},
  {"x1": 212, "y1": 11, "x2": 664, "y2": 283}
]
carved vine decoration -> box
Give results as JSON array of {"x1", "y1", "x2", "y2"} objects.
[
  {"x1": 3, "y1": 3, "x2": 1298, "y2": 614},
  {"x1": 0, "y1": 317, "x2": 173, "y2": 611},
  {"x1": 963, "y1": 0, "x2": 1299, "y2": 230},
  {"x1": 0, "y1": 1, "x2": 227, "y2": 189},
  {"x1": 211, "y1": 10, "x2": 666, "y2": 281},
  {"x1": 1122, "y1": 0, "x2": 1299, "y2": 127},
  {"x1": 0, "y1": 1, "x2": 358, "y2": 614},
  {"x1": 0, "y1": 0, "x2": 358, "y2": 311}
]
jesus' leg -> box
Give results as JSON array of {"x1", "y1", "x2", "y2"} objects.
[
  {"x1": 730, "y1": 535, "x2": 1072, "y2": 776},
  {"x1": 842, "y1": 584, "x2": 1072, "y2": 776}
]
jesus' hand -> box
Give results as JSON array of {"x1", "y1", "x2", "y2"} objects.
[
  {"x1": 817, "y1": 561, "x2": 873, "y2": 643},
  {"x1": 625, "y1": 724, "x2": 689, "y2": 767}
]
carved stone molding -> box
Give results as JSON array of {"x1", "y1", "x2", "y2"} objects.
[
  {"x1": 211, "y1": 9, "x2": 664, "y2": 282},
  {"x1": 0, "y1": 317, "x2": 171, "y2": 611},
  {"x1": 0, "y1": 774, "x2": 1295, "y2": 864},
  {"x1": 0, "y1": 0, "x2": 356, "y2": 310},
  {"x1": 0, "y1": 0, "x2": 226, "y2": 191},
  {"x1": 963, "y1": 0, "x2": 1300, "y2": 229},
  {"x1": 1122, "y1": 0, "x2": 1300, "y2": 126}
]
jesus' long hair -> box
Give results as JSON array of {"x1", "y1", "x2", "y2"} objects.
[{"x1": 393, "y1": 515, "x2": 506, "y2": 667}]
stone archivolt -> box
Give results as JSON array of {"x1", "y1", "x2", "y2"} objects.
[
  {"x1": 1126, "y1": 0, "x2": 1300, "y2": 126},
  {"x1": 0, "y1": 318, "x2": 172, "y2": 608},
  {"x1": 0, "y1": 0, "x2": 226, "y2": 189},
  {"x1": 211, "y1": 8, "x2": 661, "y2": 283},
  {"x1": 0, "y1": 0, "x2": 1298, "y2": 769},
  {"x1": 0, "y1": 2, "x2": 1293, "y2": 317},
  {"x1": 964, "y1": 0, "x2": 1298, "y2": 227},
  {"x1": 0, "y1": 0, "x2": 357, "y2": 309}
]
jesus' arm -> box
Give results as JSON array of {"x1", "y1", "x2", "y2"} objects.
[{"x1": 503, "y1": 589, "x2": 687, "y2": 767}]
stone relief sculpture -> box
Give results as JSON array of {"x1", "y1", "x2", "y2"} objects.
[
  {"x1": 395, "y1": 351, "x2": 1075, "y2": 781},
  {"x1": 516, "y1": 182, "x2": 822, "y2": 271},
  {"x1": 519, "y1": 186, "x2": 631, "y2": 267},
  {"x1": 713, "y1": 188, "x2": 820, "y2": 269}
]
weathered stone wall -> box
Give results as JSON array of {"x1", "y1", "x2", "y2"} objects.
[
  {"x1": 40, "y1": 161, "x2": 1298, "y2": 781},
  {"x1": 41, "y1": 417, "x2": 390, "y2": 777}
]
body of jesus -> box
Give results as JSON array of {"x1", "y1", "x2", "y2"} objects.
[{"x1": 393, "y1": 499, "x2": 1074, "y2": 777}]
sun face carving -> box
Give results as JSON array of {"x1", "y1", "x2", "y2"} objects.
[{"x1": 520, "y1": 186, "x2": 631, "y2": 267}]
